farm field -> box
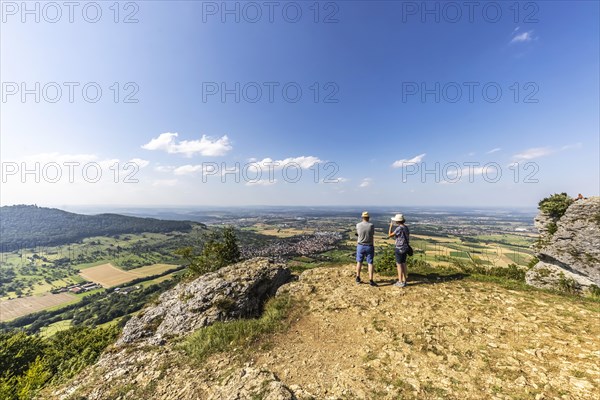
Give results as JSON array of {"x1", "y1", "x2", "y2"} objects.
[
  {"x1": 0, "y1": 292, "x2": 76, "y2": 322},
  {"x1": 78, "y1": 263, "x2": 138, "y2": 287},
  {"x1": 129, "y1": 263, "x2": 179, "y2": 277},
  {"x1": 79, "y1": 263, "x2": 180, "y2": 287},
  {"x1": 348, "y1": 230, "x2": 534, "y2": 269},
  {"x1": 138, "y1": 271, "x2": 181, "y2": 288}
]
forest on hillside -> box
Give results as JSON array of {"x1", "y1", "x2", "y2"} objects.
[{"x1": 0, "y1": 205, "x2": 196, "y2": 251}]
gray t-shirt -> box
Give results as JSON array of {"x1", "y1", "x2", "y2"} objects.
[
  {"x1": 393, "y1": 225, "x2": 410, "y2": 251},
  {"x1": 356, "y1": 221, "x2": 375, "y2": 245}
]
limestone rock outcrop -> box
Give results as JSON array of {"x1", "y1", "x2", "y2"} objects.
[
  {"x1": 526, "y1": 197, "x2": 600, "y2": 293},
  {"x1": 118, "y1": 257, "x2": 291, "y2": 346}
]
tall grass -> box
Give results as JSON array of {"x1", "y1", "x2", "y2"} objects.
[{"x1": 183, "y1": 295, "x2": 295, "y2": 362}]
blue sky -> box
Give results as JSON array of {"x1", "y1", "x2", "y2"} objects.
[{"x1": 1, "y1": 1, "x2": 598, "y2": 207}]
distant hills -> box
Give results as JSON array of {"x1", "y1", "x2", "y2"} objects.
[{"x1": 0, "y1": 205, "x2": 196, "y2": 251}]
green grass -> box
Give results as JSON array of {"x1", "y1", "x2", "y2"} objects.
[
  {"x1": 183, "y1": 295, "x2": 296, "y2": 362},
  {"x1": 138, "y1": 271, "x2": 182, "y2": 288},
  {"x1": 74, "y1": 260, "x2": 114, "y2": 270},
  {"x1": 39, "y1": 319, "x2": 73, "y2": 338},
  {"x1": 504, "y1": 252, "x2": 531, "y2": 266}
]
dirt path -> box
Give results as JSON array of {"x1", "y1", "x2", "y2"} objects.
[{"x1": 252, "y1": 266, "x2": 600, "y2": 399}]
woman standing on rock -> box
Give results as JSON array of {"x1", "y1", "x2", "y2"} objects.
[{"x1": 388, "y1": 214, "x2": 409, "y2": 287}]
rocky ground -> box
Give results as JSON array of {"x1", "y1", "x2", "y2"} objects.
[{"x1": 49, "y1": 265, "x2": 600, "y2": 400}]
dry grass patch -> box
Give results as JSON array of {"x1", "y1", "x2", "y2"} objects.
[
  {"x1": 79, "y1": 263, "x2": 137, "y2": 287},
  {"x1": 0, "y1": 292, "x2": 76, "y2": 321}
]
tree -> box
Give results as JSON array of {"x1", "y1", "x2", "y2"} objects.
[
  {"x1": 0, "y1": 332, "x2": 46, "y2": 377},
  {"x1": 176, "y1": 226, "x2": 240, "y2": 276},
  {"x1": 538, "y1": 193, "x2": 573, "y2": 219},
  {"x1": 221, "y1": 226, "x2": 241, "y2": 266}
]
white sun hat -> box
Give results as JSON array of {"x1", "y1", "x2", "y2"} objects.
[{"x1": 391, "y1": 213, "x2": 405, "y2": 222}]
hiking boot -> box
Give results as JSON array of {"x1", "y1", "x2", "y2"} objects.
[
  {"x1": 355, "y1": 276, "x2": 361, "y2": 284},
  {"x1": 394, "y1": 281, "x2": 405, "y2": 288},
  {"x1": 369, "y1": 280, "x2": 378, "y2": 287}
]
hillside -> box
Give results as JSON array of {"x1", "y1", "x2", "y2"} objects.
[
  {"x1": 0, "y1": 205, "x2": 196, "y2": 251},
  {"x1": 48, "y1": 260, "x2": 600, "y2": 400}
]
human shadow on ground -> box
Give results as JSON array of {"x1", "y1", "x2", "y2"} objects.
[{"x1": 375, "y1": 272, "x2": 468, "y2": 287}]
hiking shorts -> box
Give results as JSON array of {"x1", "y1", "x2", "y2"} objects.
[
  {"x1": 356, "y1": 244, "x2": 374, "y2": 264},
  {"x1": 395, "y1": 248, "x2": 408, "y2": 264}
]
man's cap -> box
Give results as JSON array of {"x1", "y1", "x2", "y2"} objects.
[
  {"x1": 361, "y1": 211, "x2": 369, "y2": 218},
  {"x1": 391, "y1": 213, "x2": 405, "y2": 222}
]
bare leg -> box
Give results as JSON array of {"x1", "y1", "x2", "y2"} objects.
[
  {"x1": 400, "y1": 263, "x2": 407, "y2": 283},
  {"x1": 356, "y1": 261, "x2": 362, "y2": 279},
  {"x1": 368, "y1": 263, "x2": 374, "y2": 281},
  {"x1": 396, "y1": 263, "x2": 402, "y2": 282}
]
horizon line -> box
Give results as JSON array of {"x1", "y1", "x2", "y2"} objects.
[{"x1": 0, "y1": 203, "x2": 540, "y2": 210}]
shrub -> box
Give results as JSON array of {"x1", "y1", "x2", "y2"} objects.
[
  {"x1": 0, "y1": 325, "x2": 119, "y2": 399},
  {"x1": 538, "y1": 193, "x2": 573, "y2": 219},
  {"x1": 377, "y1": 245, "x2": 397, "y2": 274},
  {"x1": 376, "y1": 245, "x2": 430, "y2": 275},
  {"x1": 557, "y1": 273, "x2": 579, "y2": 294},
  {"x1": 547, "y1": 222, "x2": 558, "y2": 235},
  {"x1": 450, "y1": 259, "x2": 527, "y2": 282},
  {"x1": 588, "y1": 285, "x2": 600, "y2": 298},
  {"x1": 527, "y1": 256, "x2": 540, "y2": 269}
]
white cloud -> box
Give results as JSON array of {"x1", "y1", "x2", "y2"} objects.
[
  {"x1": 173, "y1": 164, "x2": 239, "y2": 177},
  {"x1": 513, "y1": 147, "x2": 554, "y2": 160},
  {"x1": 392, "y1": 153, "x2": 426, "y2": 168},
  {"x1": 246, "y1": 179, "x2": 277, "y2": 186},
  {"x1": 320, "y1": 176, "x2": 349, "y2": 185},
  {"x1": 486, "y1": 148, "x2": 501, "y2": 154},
  {"x1": 142, "y1": 132, "x2": 232, "y2": 157},
  {"x1": 511, "y1": 30, "x2": 534, "y2": 43},
  {"x1": 561, "y1": 142, "x2": 582, "y2": 151},
  {"x1": 252, "y1": 156, "x2": 322, "y2": 170},
  {"x1": 359, "y1": 178, "x2": 372, "y2": 188},
  {"x1": 166, "y1": 157, "x2": 321, "y2": 180},
  {"x1": 173, "y1": 165, "x2": 203, "y2": 175},
  {"x1": 154, "y1": 165, "x2": 175, "y2": 173},
  {"x1": 512, "y1": 143, "x2": 581, "y2": 161},
  {"x1": 129, "y1": 158, "x2": 149, "y2": 168}
]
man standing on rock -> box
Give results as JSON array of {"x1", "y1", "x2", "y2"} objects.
[{"x1": 356, "y1": 211, "x2": 377, "y2": 286}]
